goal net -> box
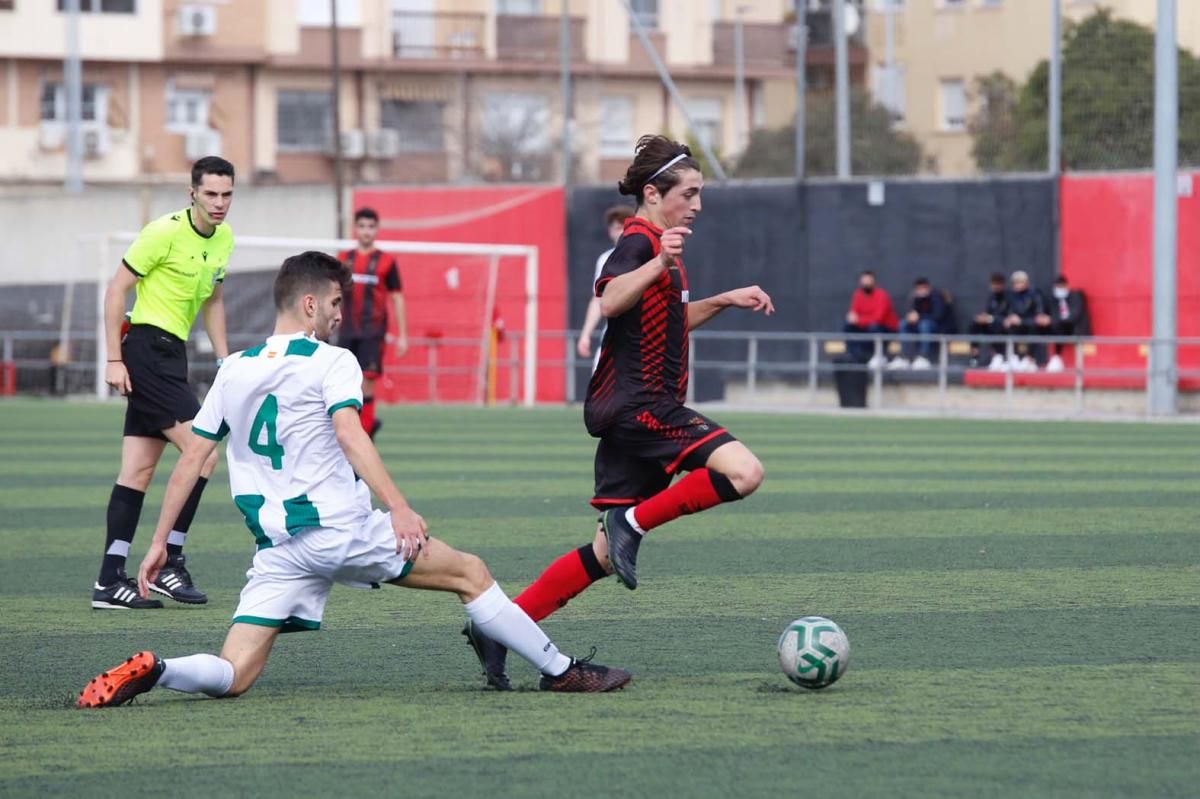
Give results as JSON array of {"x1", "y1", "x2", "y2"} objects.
[{"x1": 87, "y1": 233, "x2": 540, "y2": 405}]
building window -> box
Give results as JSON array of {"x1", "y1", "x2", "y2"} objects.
[
  {"x1": 939, "y1": 0, "x2": 965, "y2": 8},
  {"x1": 166, "y1": 86, "x2": 211, "y2": 133},
  {"x1": 629, "y1": 0, "x2": 658, "y2": 29},
  {"x1": 277, "y1": 90, "x2": 333, "y2": 151},
  {"x1": 978, "y1": 0, "x2": 1003, "y2": 6},
  {"x1": 380, "y1": 100, "x2": 445, "y2": 152},
  {"x1": 874, "y1": 0, "x2": 904, "y2": 8},
  {"x1": 872, "y1": 62, "x2": 906, "y2": 125},
  {"x1": 56, "y1": 0, "x2": 135, "y2": 11},
  {"x1": 40, "y1": 82, "x2": 107, "y2": 123},
  {"x1": 598, "y1": 95, "x2": 634, "y2": 158},
  {"x1": 296, "y1": 0, "x2": 360, "y2": 27},
  {"x1": 497, "y1": 0, "x2": 541, "y2": 14},
  {"x1": 482, "y1": 91, "x2": 549, "y2": 153},
  {"x1": 939, "y1": 78, "x2": 966, "y2": 132},
  {"x1": 688, "y1": 97, "x2": 723, "y2": 152}
]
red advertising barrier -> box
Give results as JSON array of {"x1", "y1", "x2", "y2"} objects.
[
  {"x1": 351, "y1": 185, "x2": 567, "y2": 404},
  {"x1": 1059, "y1": 172, "x2": 1200, "y2": 380}
]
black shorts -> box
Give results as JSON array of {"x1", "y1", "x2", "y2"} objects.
[
  {"x1": 591, "y1": 403, "x2": 736, "y2": 509},
  {"x1": 340, "y1": 334, "x2": 385, "y2": 379},
  {"x1": 121, "y1": 325, "x2": 200, "y2": 440}
]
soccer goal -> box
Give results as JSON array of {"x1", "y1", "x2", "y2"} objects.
[{"x1": 88, "y1": 233, "x2": 540, "y2": 406}]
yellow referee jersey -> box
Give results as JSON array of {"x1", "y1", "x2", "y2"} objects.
[{"x1": 123, "y1": 208, "x2": 234, "y2": 342}]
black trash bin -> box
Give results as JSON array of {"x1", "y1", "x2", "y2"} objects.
[{"x1": 833, "y1": 355, "x2": 868, "y2": 408}]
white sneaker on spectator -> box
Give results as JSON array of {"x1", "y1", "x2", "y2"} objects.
[
  {"x1": 911, "y1": 356, "x2": 932, "y2": 370},
  {"x1": 1020, "y1": 356, "x2": 1038, "y2": 372},
  {"x1": 866, "y1": 354, "x2": 886, "y2": 370},
  {"x1": 1046, "y1": 355, "x2": 1065, "y2": 373},
  {"x1": 887, "y1": 357, "x2": 910, "y2": 370},
  {"x1": 988, "y1": 354, "x2": 1008, "y2": 372},
  {"x1": 1008, "y1": 354, "x2": 1024, "y2": 371}
]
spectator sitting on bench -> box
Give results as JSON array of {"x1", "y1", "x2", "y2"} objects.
[
  {"x1": 889, "y1": 277, "x2": 951, "y2": 371},
  {"x1": 969, "y1": 272, "x2": 1010, "y2": 371},
  {"x1": 1037, "y1": 274, "x2": 1090, "y2": 373},
  {"x1": 1003, "y1": 270, "x2": 1049, "y2": 372},
  {"x1": 843, "y1": 269, "x2": 898, "y2": 366}
]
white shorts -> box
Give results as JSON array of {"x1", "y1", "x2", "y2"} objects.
[{"x1": 231, "y1": 509, "x2": 414, "y2": 633}]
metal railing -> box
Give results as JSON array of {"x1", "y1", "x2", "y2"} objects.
[{"x1": 4, "y1": 328, "x2": 1199, "y2": 416}]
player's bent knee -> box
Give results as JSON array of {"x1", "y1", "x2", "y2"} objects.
[
  {"x1": 722, "y1": 453, "x2": 764, "y2": 498},
  {"x1": 459, "y1": 552, "x2": 493, "y2": 596}
]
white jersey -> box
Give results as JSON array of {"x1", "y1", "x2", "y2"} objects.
[{"x1": 192, "y1": 332, "x2": 369, "y2": 549}]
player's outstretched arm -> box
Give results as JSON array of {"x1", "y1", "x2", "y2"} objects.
[
  {"x1": 137, "y1": 431, "x2": 219, "y2": 597},
  {"x1": 688, "y1": 285, "x2": 775, "y2": 330},
  {"x1": 201, "y1": 282, "x2": 230, "y2": 360},
  {"x1": 331, "y1": 408, "x2": 427, "y2": 557}
]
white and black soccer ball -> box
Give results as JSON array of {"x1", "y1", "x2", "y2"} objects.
[{"x1": 777, "y1": 616, "x2": 850, "y2": 690}]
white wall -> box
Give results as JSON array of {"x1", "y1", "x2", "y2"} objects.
[{"x1": 0, "y1": 183, "x2": 338, "y2": 285}]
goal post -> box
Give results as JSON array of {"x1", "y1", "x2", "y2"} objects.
[{"x1": 91, "y1": 233, "x2": 540, "y2": 406}]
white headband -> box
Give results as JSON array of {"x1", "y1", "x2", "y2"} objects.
[{"x1": 647, "y1": 153, "x2": 688, "y2": 183}]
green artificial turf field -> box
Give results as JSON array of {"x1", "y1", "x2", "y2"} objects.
[{"x1": 1, "y1": 400, "x2": 1197, "y2": 798}]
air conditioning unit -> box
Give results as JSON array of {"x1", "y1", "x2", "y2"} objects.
[
  {"x1": 367, "y1": 129, "x2": 401, "y2": 159},
  {"x1": 185, "y1": 129, "x2": 222, "y2": 161},
  {"x1": 178, "y1": 5, "x2": 217, "y2": 36},
  {"x1": 39, "y1": 123, "x2": 65, "y2": 151},
  {"x1": 82, "y1": 127, "x2": 110, "y2": 159},
  {"x1": 330, "y1": 129, "x2": 366, "y2": 159}
]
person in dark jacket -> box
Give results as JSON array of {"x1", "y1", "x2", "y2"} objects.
[
  {"x1": 1037, "y1": 274, "x2": 1090, "y2": 372},
  {"x1": 969, "y1": 272, "x2": 1010, "y2": 370},
  {"x1": 889, "y1": 277, "x2": 951, "y2": 370},
  {"x1": 1003, "y1": 270, "x2": 1049, "y2": 370}
]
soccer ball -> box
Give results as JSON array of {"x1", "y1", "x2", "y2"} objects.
[{"x1": 777, "y1": 616, "x2": 850, "y2": 689}]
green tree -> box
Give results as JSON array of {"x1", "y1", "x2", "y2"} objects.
[
  {"x1": 972, "y1": 9, "x2": 1200, "y2": 172},
  {"x1": 734, "y1": 89, "x2": 926, "y2": 178}
]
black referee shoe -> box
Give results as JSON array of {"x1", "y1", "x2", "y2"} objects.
[
  {"x1": 602, "y1": 508, "x2": 643, "y2": 590},
  {"x1": 92, "y1": 572, "x2": 163, "y2": 610},
  {"x1": 149, "y1": 555, "x2": 208, "y2": 605}
]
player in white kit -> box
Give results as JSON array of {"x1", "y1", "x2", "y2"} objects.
[{"x1": 77, "y1": 251, "x2": 631, "y2": 707}]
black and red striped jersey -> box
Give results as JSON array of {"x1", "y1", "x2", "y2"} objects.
[
  {"x1": 337, "y1": 248, "x2": 403, "y2": 337},
  {"x1": 584, "y1": 216, "x2": 690, "y2": 435}
]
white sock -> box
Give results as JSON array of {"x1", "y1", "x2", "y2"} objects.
[
  {"x1": 464, "y1": 582, "x2": 572, "y2": 677},
  {"x1": 159, "y1": 654, "x2": 235, "y2": 697},
  {"x1": 625, "y1": 507, "x2": 647, "y2": 535},
  {"x1": 167, "y1": 530, "x2": 187, "y2": 547}
]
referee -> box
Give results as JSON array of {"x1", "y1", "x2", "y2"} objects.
[{"x1": 93, "y1": 156, "x2": 235, "y2": 609}]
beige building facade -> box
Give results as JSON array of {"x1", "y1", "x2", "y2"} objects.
[
  {"x1": 0, "y1": 0, "x2": 867, "y2": 186},
  {"x1": 866, "y1": 0, "x2": 1200, "y2": 176}
]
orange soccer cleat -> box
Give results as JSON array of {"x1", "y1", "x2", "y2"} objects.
[{"x1": 77, "y1": 651, "x2": 164, "y2": 708}]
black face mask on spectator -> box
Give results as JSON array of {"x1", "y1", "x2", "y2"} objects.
[
  {"x1": 860, "y1": 284, "x2": 874, "y2": 294},
  {"x1": 991, "y1": 286, "x2": 1005, "y2": 297}
]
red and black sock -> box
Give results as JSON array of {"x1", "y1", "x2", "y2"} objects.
[
  {"x1": 632, "y1": 468, "x2": 742, "y2": 533},
  {"x1": 513, "y1": 544, "x2": 609, "y2": 622},
  {"x1": 361, "y1": 396, "x2": 376, "y2": 436}
]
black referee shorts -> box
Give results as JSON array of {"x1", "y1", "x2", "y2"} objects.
[
  {"x1": 340, "y1": 333, "x2": 385, "y2": 380},
  {"x1": 590, "y1": 403, "x2": 736, "y2": 510},
  {"x1": 121, "y1": 325, "x2": 200, "y2": 440}
]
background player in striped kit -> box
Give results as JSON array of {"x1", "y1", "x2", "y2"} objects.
[{"x1": 337, "y1": 207, "x2": 408, "y2": 439}]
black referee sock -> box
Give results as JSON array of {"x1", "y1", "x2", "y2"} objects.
[
  {"x1": 99, "y1": 484, "x2": 145, "y2": 586},
  {"x1": 166, "y1": 476, "x2": 208, "y2": 563}
]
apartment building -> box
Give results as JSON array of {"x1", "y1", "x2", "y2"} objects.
[
  {"x1": 866, "y1": 0, "x2": 1200, "y2": 176},
  {"x1": 0, "y1": 0, "x2": 868, "y2": 185}
]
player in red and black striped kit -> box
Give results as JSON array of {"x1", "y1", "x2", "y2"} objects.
[
  {"x1": 337, "y1": 207, "x2": 408, "y2": 439},
  {"x1": 464, "y1": 135, "x2": 774, "y2": 689}
]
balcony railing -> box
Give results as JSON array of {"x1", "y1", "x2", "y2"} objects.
[
  {"x1": 496, "y1": 14, "x2": 585, "y2": 62},
  {"x1": 392, "y1": 11, "x2": 485, "y2": 60},
  {"x1": 712, "y1": 11, "x2": 865, "y2": 70}
]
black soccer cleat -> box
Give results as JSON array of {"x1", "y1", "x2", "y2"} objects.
[
  {"x1": 149, "y1": 555, "x2": 208, "y2": 605},
  {"x1": 77, "y1": 651, "x2": 165, "y2": 708},
  {"x1": 539, "y1": 650, "x2": 632, "y2": 693},
  {"x1": 462, "y1": 620, "x2": 512, "y2": 691},
  {"x1": 602, "y1": 508, "x2": 643, "y2": 590},
  {"x1": 92, "y1": 571, "x2": 163, "y2": 610}
]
